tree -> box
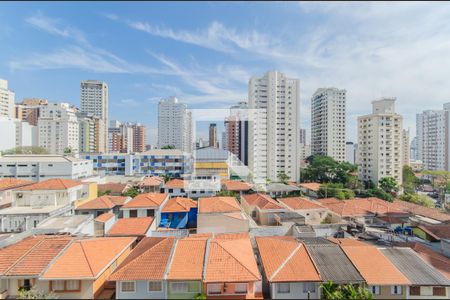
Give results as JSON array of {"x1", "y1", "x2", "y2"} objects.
[
  {"x1": 161, "y1": 145, "x2": 175, "y2": 149},
  {"x1": 216, "y1": 190, "x2": 237, "y2": 197},
  {"x1": 97, "y1": 189, "x2": 111, "y2": 197},
  {"x1": 2, "y1": 146, "x2": 49, "y2": 155},
  {"x1": 357, "y1": 187, "x2": 394, "y2": 202},
  {"x1": 399, "y1": 193, "x2": 434, "y2": 208},
  {"x1": 301, "y1": 155, "x2": 357, "y2": 186},
  {"x1": 379, "y1": 177, "x2": 398, "y2": 193},
  {"x1": 403, "y1": 165, "x2": 419, "y2": 194},
  {"x1": 277, "y1": 172, "x2": 290, "y2": 184},
  {"x1": 17, "y1": 288, "x2": 58, "y2": 299},
  {"x1": 161, "y1": 174, "x2": 172, "y2": 183},
  {"x1": 318, "y1": 183, "x2": 355, "y2": 199},
  {"x1": 321, "y1": 281, "x2": 373, "y2": 300},
  {"x1": 123, "y1": 187, "x2": 139, "y2": 198},
  {"x1": 63, "y1": 147, "x2": 72, "y2": 154}
]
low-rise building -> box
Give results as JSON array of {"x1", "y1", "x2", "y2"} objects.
[
  {"x1": 137, "y1": 176, "x2": 164, "y2": 193},
  {"x1": 160, "y1": 197, "x2": 197, "y2": 229},
  {"x1": 264, "y1": 183, "x2": 301, "y2": 198},
  {"x1": 392, "y1": 200, "x2": 450, "y2": 224},
  {"x1": 106, "y1": 217, "x2": 156, "y2": 238},
  {"x1": 75, "y1": 195, "x2": 129, "y2": 218},
  {"x1": 163, "y1": 178, "x2": 220, "y2": 199},
  {"x1": 0, "y1": 155, "x2": 93, "y2": 181},
  {"x1": 241, "y1": 193, "x2": 287, "y2": 226},
  {"x1": 221, "y1": 179, "x2": 252, "y2": 195},
  {"x1": 97, "y1": 183, "x2": 130, "y2": 196},
  {"x1": 194, "y1": 147, "x2": 230, "y2": 179},
  {"x1": 279, "y1": 197, "x2": 329, "y2": 224},
  {"x1": 120, "y1": 193, "x2": 169, "y2": 225},
  {"x1": 0, "y1": 178, "x2": 33, "y2": 208}
]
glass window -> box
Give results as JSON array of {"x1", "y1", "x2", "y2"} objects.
[
  {"x1": 370, "y1": 286, "x2": 380, "y2": 295},
  {"x1": 277, "y1": 283, "x2": 290, "y2": 294},
  {"x1": 52, "y1": 280, "x2": 65, "y2": 291},
  {"x1": 391, "y1": 285, "x2": 402, "y2": 295},
  {"x1": 121, "y1": 281, "x2": 135, "y2": 292},
  {"x1": 148, "y1": 281, "x2": 162, "y2": 292},
  {"x1": 410, "y1": 286, "x2": 420, "y2": 296},
  {"x1": 234, "y1": 283, "x2": 247, "y2": 294},
  {"x1": 171, "y1": 282, "x2": 188, "y2": 293},
  {"x1": 208, "y1": 284, "x2": 222, "y2": 295},
  {"x1": 66, "y1": 280, "x2": 80, "y2": 291}
]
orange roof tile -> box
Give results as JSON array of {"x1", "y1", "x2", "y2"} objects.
[
  {"x1": 0, "y1": 178, "x2": 33, "y2": 191},
  {"x1": 223, "y1": 212, "x2": 246, "y2": 220},
  {"x1": 418, "y1": 225, "x2": 450, "y2": 240},
  {"x1": 339, "y1": 243, "x2": 410, "y2": 285},
  {"x1": 221, "y1": 180, "x2": 252, "y2": 191},
  {"x1": 110, "y1": 237, "x2": 175, "y2": 281},
  {"x1": 205, "y1": 235, "x2": 261, "y2": 283},
  {"x1": 164, "y1": 179, "x2": 185, "y2": 189},
  {"x1": 42, "y1": 237, "x2": 135, "y2": 279},
  {"x1": 122, "y1": 193, "x2": 168, "y2": 208},
  {"x1": 76, "y1": 195, "x2": 128, "y2": 210},
  {"x1": 256, "y1": 236, "x2": 321, "y2": 282},
  {"x1": 188, "y1": 233, "x2": 213, "y2": 239},
  {"x1": 214, "y1": 232, "x2": 250, "y2": 240},
  {"x1": 392, "y1": 200, "x2": 450, "y2": 222},
  {"x1": 98, "y1": 183, "x2": 129, "y2": 195},
  {"x1": 138, "y1": 176, "x2": 164, "y2": 187},
  {"x1": 162, "y1": 197, "x2": 197, "y2": 213},
  {"x1": 299, "y1": 182, "x2": 321, "y2": 192},
  {"x1": 16, "y1": 178, "x2": 82, "y2": 191},
  {"x1": 95, "y1": 213, "x2": 115, "y2": 223},
  {"x1": 0, "y1": 236, "x2": 73, "y2": 276},
  {"x1": 199, "y1": 196, "x2": 241, "y2": 213},
  {"x1": 106, "y1": 217, "x2": 154, "y2": 237},
  {"x1": 317, "y1": 197, "x2": 408, "y2": 217},
  {"x1": 407, "y1": 243, "x2": 450, "y2": 280},
  {"x1": 167, "y1": 238, "x2": 207, "y2": 280},
  {"x1": 242, "y1": 193, "x2": 285, "y2": 210},
  {"x1": 279, "y1": 197, "x2": 326, "y2": 211}
]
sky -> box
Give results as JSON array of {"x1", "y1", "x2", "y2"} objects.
[{"x1": 1, "y1": 2, "x2": 450, "y2": 145}]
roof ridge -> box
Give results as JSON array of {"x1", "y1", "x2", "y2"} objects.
[
  {"x1": 164, "y1": 239, "x2": 178, "y2": 279},
  {"x1": 79, "y1": 241, "x2": 95, "y2": 278},
  {"x1": 3, "y1": 237, "x2": 46, "y2": 275},
  {"x1": 269, "y1": 243, "x2": 302, "y2": 281},
  {"x1": 215, "y1": 239, "x2": 260, "y2": 280},
  {"x1": 39, "y1": 238, "x2": 76, "y2": 277}
]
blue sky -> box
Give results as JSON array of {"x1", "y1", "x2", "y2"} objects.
[{"x1": 1, "y1": 2, "x2": 450, "y2": 144}]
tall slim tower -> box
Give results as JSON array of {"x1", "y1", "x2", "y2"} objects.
[
  {"x1": 224, "y1": 101, "x2": 249, "y2": 165},
  {"x1": 208, "y1": 123, "x2": 219, "y2": 148},
  {"x1": 80, "y1": 80, "x2": 108, "y2": 152},
  {"x1": 311, "y1": 87, "x2": 346, "y2": 162},
  {"x1": 248, "y1": 71, "x2": 300, "y2": 182},
  {"x1": 0, "y1": 79, "x2": 15, "y2": 118}
]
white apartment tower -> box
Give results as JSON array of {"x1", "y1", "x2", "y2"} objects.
[
  {"x1": 402, "y1": 129, "x2": 410, "y2": 167},
  {"x1": 80, "y1": 80, "x2": 108, "y2": 152},
  {"x1": 311, "y1": 87, "x2": 346, "y2": 162},
  {"x1": 248, "y1": 71, "x2": 300, "y2": 182},
  {"x1": 38, "y1": 103, "x2": 79, "y2": 155},
  {"x1": 357, "y1": 98, "x2": 403, "y2": 186},
  {"x1": 158, "y1": 97, "x2": 192, "y2": 153},
  {"x1": 416, "y1": 103, "x2": 450, "y2": 171},
  {"x1": 0, "y1": 79, "x2": 15, "y2": 118}
]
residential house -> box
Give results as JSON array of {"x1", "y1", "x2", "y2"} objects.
[
  {"x1": 98, "y1": 183, "x2": 130, "y2": 196},
  {"x1": 75, "y1": 195, "x2": 129, "y2": 218},
  {"x1": 111, "y1": 237, "x2": 176, "y2": 299},
  {"x1": 160, "y1": 197, "x2": 198, "y2": 229},
  {"x1": 392, "y1": 200, "x2": 450, "y2": 225},
  {"x1": 163, "y1": 179, "x2": 186, "y2": 197},
  {"x1": 94, "y1": 213, "x2": 116, "y2": 236},
  {"x1": 163, "y1": 178, "x2": 220, "y2": 199},
  {"x1": 298, "y1": 183, "x2": 321, "y2": 198},
  {"x1": 331, "y1": 239, "x2": 410, "y2": 299},
  {"x1": 221, "y1": 180, "x2": 252, "y2": 196},
  {"x1": 0, "y1": 178, "x2": 33, "y2": 208},
  {"x1": 278, "y1": 197, "x2": 329, "y2": 224},
  {"x1": 240, "y1": 193, "x2": 287, "y2": 225},
  {"x1": 197, "y1": 197, "x2": 249, "y2": 234},
  {"x1": 39, "y1": 237, "x2": 136, "y2": 299},
  {"x1": 0, "y1": 178, "x2": 87, "y2": 232},
  {"x1": 0, "y1": 235, "x2": 73, "y2": 298},
  {"x1": 204, "y1": 233, "x2": 262, "y2": 299},
  {"x1": 120, "y1": 193, "x2": 169, "y2": 225},
  {"x1": 106, "y1": 217, "x2": 156, "y2": 238},
  {"x1": 256, "y1": 236, "x2": 321, "y2": 299},
  {"x1": 414, "y1": 225, "x2": 450, "y2": 242},
  {"x1": 264, "y1": 183, "x2": 301, "y2": 198},
  {"x1": 381, "y1": 247, "x2": 450, "y2": 299},
  {"x1": 137, "y1": 176, "x2": 164, "y2": 193}
]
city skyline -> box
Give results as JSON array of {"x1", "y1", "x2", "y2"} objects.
[{"x1": 2, "y1": 2, "x2": 450, "y2": 143}]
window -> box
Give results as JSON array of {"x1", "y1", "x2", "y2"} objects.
[
  {"x1": 234, "y1": 283, "x2": 247, "y2": 294},
  {"x1": 433, "y1": 287, "x2": 446, "y2": 296},
  {"x1": 410, "y1": 286, "x2": 420, "y2": 296},
  {"x1": 303, "y1": 282, "x2": 316, "y2": 293},
  {"x1": 147, "y1": 209, "x2": 154, "y2": 217},
  {"x1": 148, "y1": 281, "x2": 162, "y2": 292},
  {"x1": 129, "y1": 210, "x2": 138, "y2": 218},
  {"x1": 391, "y1": 285, "x2": 402, "y2": 295},
  {"x1": 277, "y1": 283, "x2": 290, "y2": 294},
  {"x1": 370, "y1": 286, "x2": 380, "y2": 295},
  {"x1": 121, "y1": 281, "x2": 136, "y2": 293},
  {"x1": 171, "y1": 282, "x2": 188, "y2": 293},
  {"x1": 66, "y1": 280, "x2": 80, "y2": 291},
  {"x1": 207, "y1": 284, "x2": 222, "y2": 295},
  {"x1": 51, "y1": 280, "x2": 65, "y2": 291}
]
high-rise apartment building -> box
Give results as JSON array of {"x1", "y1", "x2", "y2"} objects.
[
  {"x1": 158, "y1": 97, "x2": 192, "y2": 153},
  {"x1": 410, "y1": 136, "x2": 418, "y2": 161},
  {"x1": 311, "y1": 87, "x2": 346, "y2": 162},
  {"x1": 345, "y1": 141, "x2": 356, "y2": 164},
  {"x1": 38, "y1": 103, "x2": 79, "y2": 155},
  {"x1": 15, "y1": 98, "x2": 48, "y2": 126},
  {"x1": 77, "y1": 112, "x2": 105, "y2": 153},
  {"x1": 208, "y1": 123, "x2": 219, "y2": 148},
  {"x1": 299, "y1": 128, "x2": 306, "y2": 145},
  {"x1": 248, "y1": 71, "x2": 300, "y2": 182},
  {"x1": 402, "y1": 129, "x2": 410, "y2": 167},
  {"x1": 357, "y1": 98, "x2": 403, "y2": 186},
  {"x1": 108, "y1": 120, "x2": 146, "y2": 153},
  {"x1": 0, "y1": 79, "x2": 15, "y2": 118},
  {"x1": 416, "y1": 103, "x2": 450, "y2": 171},
  {"x1": 224, "y1": 102, "x2": 249, "y2": 165},
  {"x1": 80, "y1": 80, "x2": 108, "y2": 152}
]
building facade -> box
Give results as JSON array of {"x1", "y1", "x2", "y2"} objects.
[
  {"x1": 248, "y1": 71, "x2": 300, "y2": 182},
  {"x1": 416, "y1": 103, "x2": 450, "y2": 171},
  {"x1": 38, "y1": 103, "x2": 79, "y2": 155},
  {"x1": 15, "y1": 98, "x2": 48, "y2": 126},
  {"x1": 311, "y1": 87, "x2": 346, "y2": 162},
  {"x1": 224, "y1": 101, "x2": 249, "y2": 165},
  {"x1": 108, "y1": 120, "x2": 146, "y2": 153},
  {"x1": 77, "y1": 112, "x2": 105, "y2": 154},
  {"x1": 0, "y1": 79, "x2": 15, "y2": 118},
  {"x1": 402, "y1": 129, "x2": 410, "y2": 167},
  {"x1": 357, "y1": 98, "x2": 404, "y2": 186},
  {"x1": 80, "y1": 80, "x2": 108, "y2": 153},
  {"x1": 345, "y1": 141, "x2": 356, "y2": 164},
  {"x1": 208, "y1": 123, "x2": 219, "y2": 148},
  {"x1": 158, "y1": 97, "x2": 192, "y2": 153},
  {"x1": 0, "y1": 117, "x2": 37, "y2": 151}
]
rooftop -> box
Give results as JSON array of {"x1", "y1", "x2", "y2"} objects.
[
  {"x1": 279, "y1": 197, "x2": 326, "y2": 211},
  {"x1": 317, "y1": 197, "x2": 408, "y2": 217},
  {"x1": 199, "y1": 196, "x2": 241, "y2": 214},
  {"x1": 0, "y1": 155, "x2": 90, "y2": 163},
  {"x1": 162, "y1": 197, "x2": 197, "y2": 213},
  {"x1": 392, "y1": 200, "x2": 450, "y2": 222},
  {"x1": 164, "y1": 178, "x2": 186, "y2": 189},
  {"x1": 299, "y1": 182, "x2": 321, "y2": 192},
  {"x1": 97, "y1": 183, "x2": 129, "y2": 194},
  {"x1": 221, "y1": 180, "x2": 252, "y2": 191},
  {"x1": 265, "y1": 183, "x2": 301, "y2": 193},
  {"x1": 401, "y1": 242, "x2": 450, "y2": 280},
  {"x1": 166, "y1": 237, "x2": 207, "y2": 280},
  {"x1": 95, "y1": 212, "x2": 115, "y2": 223},
  {"x1": 122, "y1": 193, "x2": 168, "y2": 209},
  {"x1": 418, "y1": 224, "x2": 450, "y2": 240},
  {"x1": 195, "y1": 147, "x2": 229, "y2": 161},
  {"x1": 138, "y1": 176, "x2": 164, "y2": 187},
  {"x1": 36, "y1": 215, "x2": 93, "y2": 233},
  {"x1": 0, "y1": 178, "x2": 33, "y2": 191},
  {"x1": 106, "y1": 217, "x2": 154, "y2": 237},
  {"x1": 76, "y1": 195, "x2": 128, "y2": 210},
  {"x1": 16, "y1": 178, "x2": 82, "y2": 191},
  {"x1": 242, "y1": 193, "x2": 285, "y2": 210}
]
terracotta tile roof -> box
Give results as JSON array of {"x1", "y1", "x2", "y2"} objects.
[
  {"x1": 0, "y1": 178, "x2": 33, "y2": 191},
  {"x1": 376, "y1": 215, "x2": 407, "y2": 224},
  {"x1": 223, "y1": 212, "x2": 246, "y2": 220},
  {"x1": 256, "y1": 236, "x2": 321, "y2": 282},
  {"x1": 418, "y1": 224, "x2": 450, "y2": 240},
  {"x1": 205, "y1": 235, "x2": 261, "y2": 283},
  {"x1": 164, "y1": 179, "x2": 185, "y2": 189},
  {"x1": 214, "y1": 232, "x2": 250, "y2": 240},
  {"x1": 110, "y1": 237, "x2": 175, "y2": 281},
  {"x1": 199, "y1": 196, "x2": 241, "y2": 213},
  {"x1": 106, "y1": 217, "x2": 154, "y2": 237},
  {"x1": 405, "y1": 243, "x2": 450, "y2": 280},
  {"x1": 188, "y1": 233, "x2": 213, "y2": 239},
  {"x1": 241, "y1": 193, "x2": 285, "y2": 210},
  {"x1": 98, "y1": 183, "x2": 129, "y2": 195},
  {"x1": 42, "y1": 237, "x2": 135, "y2": 279},
  {"x1": 317, "y1": 197, "x2": 408, "y2": 217},
  {"x1": 327, "y1": 238, "x2": 370, "y2": 247},
  {"x1": 76, "y1": 195, "x2": 128, "y2": 210},
  {"x1": 162, "y1": 197, "x2": 197, "y2": 213},
  {"x1": 279, "y1": 197, "x2": 326, "y2": 211},
  {"x1": 299, "y1": 182, "x2": 321, "y2": 192},
  {"x1": 16, "y1": 178, "x2": 82, "y2": 191},
  {"x1": 122, "y1": 193, "x2": 168, "y2": 208},
  {"x1": 138, "y1": 176, "x2": 164, "y2": 187},
  {"x1": 221, "y1": 180, "x2": 252, "y2": 191},
  {"x1": 95, "y1": 213, "x2": 115, "y2": 223},
  {"x1": 393, "y1": 200, "x2": 450, "y2": 222},
  {"x1": 167, "y1": 238, "x2": 207, "y2": 280},
  {"x1": 0, "y1": 236, "x2": 73, "y2": 276},
  {"x1": 338, "y1": 242, "x2": 410, "y2": 285}
]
